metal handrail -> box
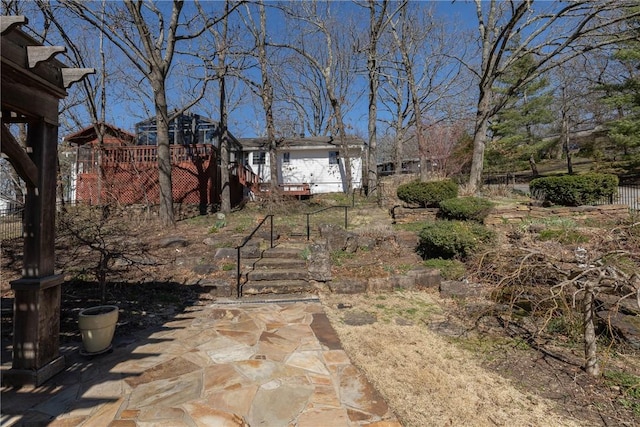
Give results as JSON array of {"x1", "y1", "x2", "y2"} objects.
[
  {"x1": 236, "y1": 214, "x2": 274, "y2": 297},
  {"x1": 306, "y1": 205, "x2": 348, "y2": 240}
]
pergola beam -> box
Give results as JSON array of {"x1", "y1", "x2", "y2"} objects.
[{"x1": 0, "y1": 124, "x2": 38, "y2": 187}]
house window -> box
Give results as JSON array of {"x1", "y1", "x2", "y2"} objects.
[
  {"x1": 253, "y1": 152, "x2": 266, "y2": 165},
  {"x1": 329, "y1": 151, "x2": 339, "y2": 165},
  {"x1": 283, "y1": 152, "x2": 290, "y2": 164}
]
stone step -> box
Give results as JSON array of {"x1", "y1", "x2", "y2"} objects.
[
  {"x1": 247, "y1": 268, "x2": 309, "y2": 281},
  {"x1": 250, "y1": 258, "x2": 307, "y2": 270},
  {"x1": 241, "y1": 280, "x2": 317, "y2": 295},
  {"x1": 262, "y1": 247, "x2": 305, "y2": 259}
]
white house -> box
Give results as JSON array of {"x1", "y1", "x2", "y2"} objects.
[{"x1": 238, "y1": 135, "x2": 365, "y2": 195}]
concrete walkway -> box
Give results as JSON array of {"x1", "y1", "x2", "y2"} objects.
[{"x1": 1, "y1": 298, "x2": 400, "y2": 427}]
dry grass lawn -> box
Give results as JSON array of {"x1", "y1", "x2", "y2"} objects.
[{"x1": 321, "y1": 291, "x2": 582, "y2": 427}]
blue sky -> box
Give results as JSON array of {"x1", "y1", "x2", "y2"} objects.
[{"x1": 60, "y1": 0, "x2": 480, "y2": 139}]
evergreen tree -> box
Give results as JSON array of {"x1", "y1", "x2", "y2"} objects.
[
  {"x1": 601, "y1": 9, "x2": 640, "y2": 164},
  {"x1": 487, "y1": 52, "x2": 554, "y2": 172}
]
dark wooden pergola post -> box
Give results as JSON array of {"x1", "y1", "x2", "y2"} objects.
[{"x1": 1, "y1": 16, "x2": 94, "y2": 386}]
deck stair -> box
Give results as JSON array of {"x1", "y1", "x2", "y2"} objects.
[{"x1": 241, "y1": 243, "x2": 315, "y2": 296}]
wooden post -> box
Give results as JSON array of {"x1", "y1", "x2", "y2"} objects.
[{"x1": 7, "y1": 120, "x2": 65, "y2": 385}]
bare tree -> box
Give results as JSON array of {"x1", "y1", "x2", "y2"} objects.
[
  {"x1": 278, "y1": 58, "x2": 331, "y2": 137},
  {"x1": 273, "y1": 1, "x2": 360, "y2": 193},
  {"x1": 357, "y1": 0, "x2": 406, "y2": 195},
  {"x1": 385, "y1": 3, "x2": 467, "y2": 181},
  {"x1": 239, "y1": 0, "x2": 279, "y2": 189},
  {"x1": 423, "y1": 121, "x2": 469, "y2": 178},
  {"x1": 465, "y1": 0, "x2": 639, "y2": 192},
  {"x1": 378, "y1": 63, "x2": 412, "y2": 175},
  {"x1": 62, "y1": 0, "x2": 224, "y2": 225}
]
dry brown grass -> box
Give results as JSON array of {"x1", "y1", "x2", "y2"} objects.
[{"x1": 321, "y1": 291, "x2": 582, "y2": 427}]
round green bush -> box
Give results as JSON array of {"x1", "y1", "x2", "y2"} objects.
[
  {"x1": 397, "y1": 179, "x2": 459, "y2": 208},
  {"x1": 417, "y1": 220, "x2": 494, "y2": 260},
  {"x1": 529, "y1": 173, "x2": 618, "y2": 206},
  {"x1": 438, "y1": 197, "x2": 494, "y2": 222}
]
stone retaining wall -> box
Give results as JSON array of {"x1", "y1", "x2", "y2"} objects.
[
  {"x1": 392, "y1": 204, "x2": 631, "y2": 226},
  {"x1": 485, "y1": 204, "x2": 631, "y2": 225}
]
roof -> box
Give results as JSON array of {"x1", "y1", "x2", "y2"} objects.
[
  {"x1": 63, "y1": 123, "x2": 135, "y2": 146},
  {"x1": 238, "y1": 135, "x2": 365, "y2": 151},
  {"x1": 134, "y1": 112, "x2": 219, "y2": 128}
]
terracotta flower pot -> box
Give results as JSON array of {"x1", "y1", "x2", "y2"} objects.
[{"x1": 78, "y1": 305, "x2": 119, "y2": 354}]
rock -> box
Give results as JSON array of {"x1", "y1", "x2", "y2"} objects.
[
  {"x1": 329, "y1": 278, "x2": 367, "y2": 294},
  {"x1": 367, "y1": 277, "x2": 393, "y2": 292},
  {"x1": 595, "y1": 294, "x2": 640, "y2": 316},
  {"x1": 193, "y1": 264, "x2": 218, "y2": 275},
  {"x1": 158, "y1": 236, "x2": 189, "y2": 248},
  {"x1": 214, "y1": 247, "x2": 237, "y2": 260},
  {"x1": 394, "y1": 231, "x2": 419, "y2": 249},
  {"x1": 114, "y1": 255, "x2": 158, "y2": 267},
  {"x1": 308, "y1": 242, "x2": 331, "y2": 282},
  {"x1": 174, "y1": 257, "x2": 201, "y2": 267},
  {"x1": 357, "y1": 236, "x2": 376, "y2": 251},
  {"x1": 200, "y1": 279, "x2": 233, "y2": 297},
  {"x1": 439, "y1": 280, "x2": 487, "y2": 299},
  {"x1": 597, "y1": 310, "x2": 640, "y2": 349},
  {"x1": 366, "y1": 270, "x2": 439, "y2": 292},
  {"x1": 202, "y1": 237, "x2": 217, "y2": 246},
  {"x1": 345, "y1": 235, "x2": 359, "y2": 253},
  {"x1": 406, "y1": 267, "x2": 441, "y2": 289},
  {"x1": 319, "y1": 223, "x2": 354, "y2": 252},
  {"x1": 239, "y1": 245, "x2": 261, "y2": 258},
  {"x1": 342, "y1": 311, "x2": 377, "y2": 326}
]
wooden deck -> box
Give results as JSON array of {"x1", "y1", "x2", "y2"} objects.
[
  {"x1": 258, "y1": 182, "x2": 311, "y2": 196},
  {"x1": 74, "y1": 145, "x2": 262, "y2": 206}
]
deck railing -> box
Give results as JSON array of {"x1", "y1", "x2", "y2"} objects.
[
  {"x1": 78, "y1": 144, "x2": 217, "y2": 172},
  {"x1": 230, "y1": 162, "x2": 262, "y2": 191},
  {"x1": 102, "y1": 144, "x2": 215, "y2": 164},
  {"x1": 257, "y1": 182, "x2": 311, "y2": 196}
]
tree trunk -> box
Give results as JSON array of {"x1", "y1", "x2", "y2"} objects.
[
  {"x1": 529, "y1": 154, "x2": 538, "y2": 177},
  {"x1": 329, "y1": 96, "x2": 353, "y2": 194},
  {"x1": 562, "y1": 109, "x2": 573, "y2": 174},
  {"x1": 394, "y1": 136, "x2": 403, "y2": 176},
  {"x1": 468, "y1": 87, "x2": 492, "y2": 192},
  {"x1": 367, "y1": 41, "x2": 378, "y2": 196},
  {"x1": 219, "y1": 75, "x2": 231, "y2": 214},
  {"x1": 258, "y1": 1, "x2": 278, "y2": 191},
  {"x1": 152, "y1": 78, "x2": 175, "y2": 226},
  {"x1": 583, "y1": 284, "x2": 600, "y2": 377}
]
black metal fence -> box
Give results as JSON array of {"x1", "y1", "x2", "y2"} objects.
[
  {"x1": 0, "y1": 208, "x2": 23, "y2": 241},
  {"x1": 528, "y1": 185, "x2": 640, "y2": 211},
  {"x1": 594, "y1": 185, "x2": 640, "y2": 211}
]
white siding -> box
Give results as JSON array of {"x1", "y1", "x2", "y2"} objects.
[
  {"x1": 248, "y1": 151, "x2": 271, "y2": 182},
  {"x1": 245, "y1": 146, "x2": 363, "y2": 194},
  {"x1": 279, "y1": 149, "x2": 362, "y2": 193}
]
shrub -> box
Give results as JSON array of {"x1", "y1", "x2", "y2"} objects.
[
  {"x1": 417, "y1": 220, "x2": 494, "y2": 260},
  {"x1": 438, "y1": 197, "x2": 494, "y2": 222},
  {"x1": 529, "y1": 173, "x2": 618, "y2": 206},
  {"x1": 423, "y1": 258, "x2": 466, "y2": 280},
  {"x1": 397, "y1": 179, "x2": 459, "y2": 208}
]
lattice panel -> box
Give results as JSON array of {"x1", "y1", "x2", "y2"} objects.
[{"x1": 76, "y1": 158, "x2": 219, "y2": 206}]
